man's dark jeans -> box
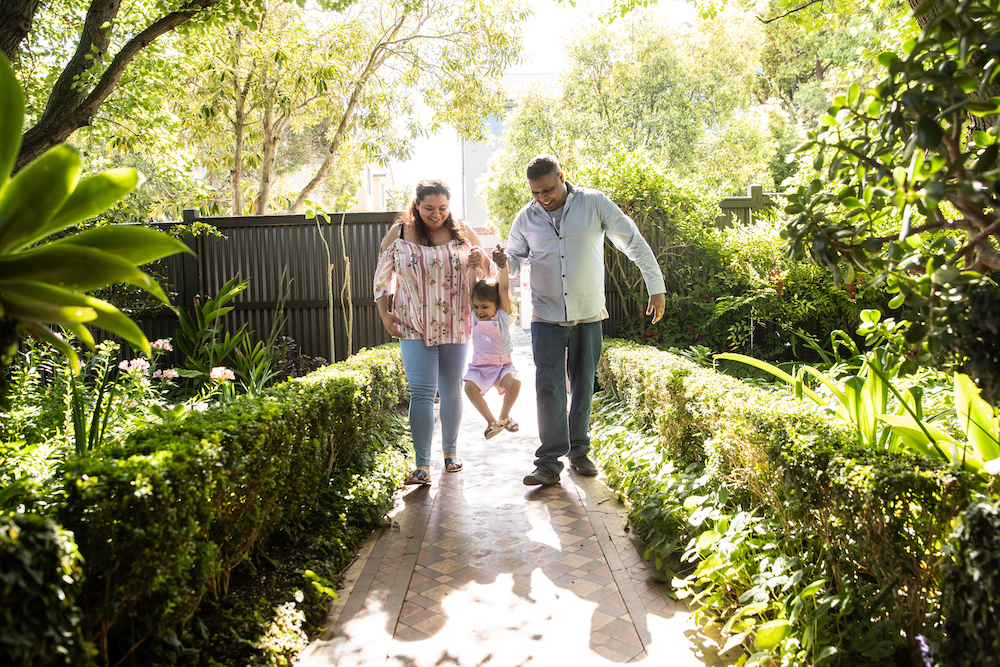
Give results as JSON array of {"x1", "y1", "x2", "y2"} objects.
[{"x1": 530, "y1": 321, "x2": 603, "y2": 473}]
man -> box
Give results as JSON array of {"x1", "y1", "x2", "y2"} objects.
[{"x1": 504, "y1": 154, "x2": 665, "y2": 486}]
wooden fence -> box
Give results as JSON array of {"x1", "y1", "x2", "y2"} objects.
[
  {"x1": 134, "y1": 210, "x2": 397, "y2": 364},
  {"x1": 126, "y1": 188, "x2": 768, "y2": 364}
]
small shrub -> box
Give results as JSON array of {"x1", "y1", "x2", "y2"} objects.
[
  {"x1": 0, "y1": 513, "x2": 91, "y2": 666},
  {"x1": 940, "y1": 500, "x2": 1000, "y2": 667},
  {"x1": 49, "y1": 343, "x2": 405, "y2": 665},
  {"x1": 593, "y1": 338, "x2": 976, "y2": 665}
]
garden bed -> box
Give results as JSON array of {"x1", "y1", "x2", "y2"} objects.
[
  {"x1": 591, "y1": 339, "x2": 998, "y2": 667},
  {"x1": 2, "y1": 344, "x2": 409, "y2": 667}
]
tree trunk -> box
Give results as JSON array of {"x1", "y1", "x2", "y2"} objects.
[
  {"x1": 231, "y1": 30, "x2": 247, "y2": 215},
  {"x1": 0, "y1": 0, "x2": 42, "y2": 62},
  {"x1": 254, "y1": 98, "x2": 282, "y2": 215},
  {"x1": 288, "y1": 8, "x2": 417, "y2": 213},
  {"x1": 15, "y1": 0, "x2": 220, "y2": 172}
]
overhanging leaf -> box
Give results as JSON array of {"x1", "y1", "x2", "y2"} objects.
[
  {"x1": 0, "y1": 280, "x2": 98, "y2": 324},
  {"x1": 0, "y1": 245, "x2": 147, "y2": 292},
  {"x1": 0, "y1": 144, "x2": 80, "y2": 254},
  {"x1": 0, "y1": 55, "x2": 24, "y2": 192},
  {"x1": 45, "y1": 169, "x2": 141, "y2": 235},
  {"x1": 50, "y1": 225, "x2": 193, "y2": 265}
]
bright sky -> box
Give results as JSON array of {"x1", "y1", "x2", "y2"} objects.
[{"x1": 391, "y1": 0, "x2": 695, "y2": 216}]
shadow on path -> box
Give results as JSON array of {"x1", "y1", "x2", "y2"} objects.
[{"x1": 299, "y1": 330, "x2": 735, "y2": 667}]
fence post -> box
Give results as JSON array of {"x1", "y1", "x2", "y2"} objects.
[
  {"x1": 716, "y1": 184, "x2": 776, "y2": 227},
  {"x1": 179, "y1": 209, "x2": 203, "y2": 309}
]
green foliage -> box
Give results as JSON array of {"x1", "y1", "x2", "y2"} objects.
[
  {"x1": 0, "y1": 513, "x2": 92, "y2": 666},
  {"x1": 940, "y1": 500, "x2": 1000, "y2": 667},
  {"x1": 15, "y1": 343, "x2": 407, "y2": 666},
  {"x1": 0, "y1": 54, "x2": 190, "y2": 374},
  {"x1": 478, "y1": 7, "x2": 778, "y2": 232},
  {"x1": 752, "y1": 0, "x2": 915, "y2": 128},
  {"x1": 781, "y1": 0, "x2": 1000, "y2": 398},
  {"x1": 174, "y1": 276, "x2": 249, "y2": 383},
  {"x1": 593, "y1": 338, "x2": 977, "y2": 665},
  {"x1": 564, "y1": 152, "x2": 888, "y2": 357},
  {"x1": 119, "y1": 403, "x2": 409, "y2": 667}
]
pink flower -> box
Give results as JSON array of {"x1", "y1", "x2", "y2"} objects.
[
  {"x1": 192, "y1": 402, "x2": 208, "y2": 412},
  {"x1": 162, "y1": 369, "x2": 179, "y2": 379},
  {"x1": 118, "y1": 358, "x2": 150, "y2": 375},
  {"x1": 210, "y1": 366, "x2": 235, "y2": 382},
  {"x1": 151, "y1": 339, "x2": 173, "y2": 351}
]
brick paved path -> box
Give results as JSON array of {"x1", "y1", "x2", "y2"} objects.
[{"x1": 299, "y1": 330, "x2": 730, "y2": 667}]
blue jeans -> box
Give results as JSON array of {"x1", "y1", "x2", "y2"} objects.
[
  {"x1": 530, "y1": 321, "x2": 603, "y2": 473},
  {"x1": 399, "y1": 340, "x2": 469, "y2": 467}
]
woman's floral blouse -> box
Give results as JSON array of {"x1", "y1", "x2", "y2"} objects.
[{"x1": 373, "y1": 236, "x2": 477, "y2": 346}]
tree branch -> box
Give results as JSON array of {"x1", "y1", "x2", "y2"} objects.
[
  {"x1": 0, "y1": 0, "x2": 42, "y2": 62},
  {"x1": 947, "y1": 216, "x2": 1000, "y2": 267},
  {"x1": 16, "y1": 0, "x2": 222, "y2": 171},
  {"x1": 865, "y1": 219, "x2": 983, "y2": 244},
  {"x1": 757, "y1": 0, "x2": 824, "y2": 24}
]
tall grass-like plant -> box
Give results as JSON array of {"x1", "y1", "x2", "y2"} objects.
[
  {"x1": 719, "y1": 309, "x2": 1000, "y2": 480},
  {"x1": 714, "y1": 347, "x2": 913, "y2": 453}
]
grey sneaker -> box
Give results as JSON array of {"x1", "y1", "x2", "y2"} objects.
[
  {"x1": 523, "y1": 466, "x2": 560, "y2": 486},
  {"x1": 569, "y1": 456, "x2": 599, "y2": 476}
]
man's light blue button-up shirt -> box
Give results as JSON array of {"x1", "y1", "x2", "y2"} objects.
[{"x1": 506, "y1": 183, "x2": 666, "y2": 323}]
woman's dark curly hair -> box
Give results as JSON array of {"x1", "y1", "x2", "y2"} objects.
[{"x1": 397, "y1": 179, "x2": 467, "y2": 246}]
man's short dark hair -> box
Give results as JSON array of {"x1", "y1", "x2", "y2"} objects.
[{"x1": 526, "y1": 154, "x2": 561, "y2": 180}]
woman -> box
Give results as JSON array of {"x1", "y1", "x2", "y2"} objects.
[{"x1": 373, "y1": 179, "x2": 489, "y2": 485}]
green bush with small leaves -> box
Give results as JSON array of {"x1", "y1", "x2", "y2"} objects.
[
  {"x1": 939, "y1": 500, "x2": 1000, "y2": 667},
  {"x1": 42, "y1": 344, "x2": 406, "y2": 666},
  {"x1": 593, "y1": 338, "x2": 977, "y2": 665},
  {"x1": 0, "y1": 513, "x2": 91, "y2": 666}
]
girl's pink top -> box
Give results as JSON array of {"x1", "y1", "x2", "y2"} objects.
[{"x1": 373, "y1": 236, "x2": 476, "y2": 346}]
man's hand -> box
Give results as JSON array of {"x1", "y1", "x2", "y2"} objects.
[
  {"x1": 492, "y1": 244, "x2": 507, "y2": 268},
  {"x1": 646, "y1": 293, "x2": 665, "y2": 324}
]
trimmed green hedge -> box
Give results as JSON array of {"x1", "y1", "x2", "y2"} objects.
[
  {"x1": 0, "y1": 513, "x2": 90, "y2": 666},
  {"x1": 4, "y1": 344, "x2": 405, "y2": 667},
  {"x1": 940, "y1": 500, "x2": 1000, "y2": 666},
  {"x1": 593, "y1": 339, "x2": 974, "y2": 665}
]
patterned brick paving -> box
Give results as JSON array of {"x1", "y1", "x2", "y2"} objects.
[{"x1": 299, "y1": 330, "x2": 732, "y2": 667}]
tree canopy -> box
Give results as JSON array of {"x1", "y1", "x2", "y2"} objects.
[{"x1": 9, "y1": 0, "x2": 527, "y2": 215}]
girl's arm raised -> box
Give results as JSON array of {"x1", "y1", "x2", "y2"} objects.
[
  {"x1": 467, "y1": 245, "x2": 487, "y2": 298},
  {"x1": 493, "y1": 245, "x2": 512, "y2": 315}
]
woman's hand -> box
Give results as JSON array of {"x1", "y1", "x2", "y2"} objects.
[
  {"x1": 468, "y1": 245, "x2": 487, "y2": 269},
  {"x1": 379, "y1": 309, "x2": 405, "y2": 338}
]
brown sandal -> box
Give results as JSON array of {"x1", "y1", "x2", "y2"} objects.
[
  {"x1": 444, "y1": 457, "x2": 463, "y2": 472},
  {"x1": 404, "y1": 469, "x2": 431, "y2": 485},
  {"x1": 503, "y1": 419, "x2": 519, "y2": 433},
  {"x1": 485, "y1": 421, "x2": 505, "y2": 439}
]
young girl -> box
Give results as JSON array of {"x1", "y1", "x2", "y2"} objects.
[{"x1": 463, "y1": 246, "x2": 521, "y2": 439}]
